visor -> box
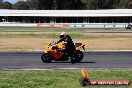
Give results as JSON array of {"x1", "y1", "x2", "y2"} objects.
[{"x1": 60, "y1": 35, "x2": 64, "y2": 38}]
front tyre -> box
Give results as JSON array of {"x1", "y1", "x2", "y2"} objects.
[{"x1": 41, "y1": 53, "x2": 52, "y2": 63}]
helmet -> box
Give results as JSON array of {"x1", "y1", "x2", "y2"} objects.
[{"x1": 59, "y1": 32, "x2": 66, "y2": 38}]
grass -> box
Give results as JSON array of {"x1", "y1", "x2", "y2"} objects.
[
  {"x1": 0, "y1": 27, "x2": 78, "y2": 32},
  {"x1": 0, "y1": 27, "x2": 132, "y2": 32},
  {"x1": 0, "y1": 33, "x2": 84, "y2": 39},
  {"x1": 1, "y1": 27, "x2": 132, "y2": 51},
  {"x1": 0, "y1": 33, "x2": 132, "y2": 39},
  {"x1": 0, "y1": 70, "x2": 132, "y2": 88}
]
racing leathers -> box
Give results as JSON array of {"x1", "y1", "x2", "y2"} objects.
[{"x1": 57, "y1": 35, "x2": 75, "y2": 56}]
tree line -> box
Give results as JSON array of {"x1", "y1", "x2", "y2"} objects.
[{"x1": 0, "y1": 0, "x2": 132, "y2": 10}]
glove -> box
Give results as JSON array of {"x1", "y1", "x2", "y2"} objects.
[{"x1": 58, "y1": 48, "x2": 65, "y2": 52}]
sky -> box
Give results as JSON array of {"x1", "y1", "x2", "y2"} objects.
[{"x1": 4, "y1": 0, "x2": 17, "y2": 3}]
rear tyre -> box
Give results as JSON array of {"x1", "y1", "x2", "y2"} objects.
[
  {"x1": 41, "y1": 53, "x2": 52, "y2": 63},
  {"x1": 71, "y1": 50, "x2": 84, "y2": 63},
  {"x1": 76, "y1": 50, "x2": 84, "y2": 62}
]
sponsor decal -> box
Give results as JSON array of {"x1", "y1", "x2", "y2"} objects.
[
  {"x1": 37, "y1": 23, "x2": 69, "y2": 28},
  {"x1": 79, "y1": 68, "x2": 131, "y2": 86}
]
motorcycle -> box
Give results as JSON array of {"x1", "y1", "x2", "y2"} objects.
[{"x1": 41, "y1": 41, "x2": 85, "y2": 63}]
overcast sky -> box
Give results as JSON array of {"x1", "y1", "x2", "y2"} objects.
[{"x1": 4, "y1": 0, "x2": 17, "y2": 3}]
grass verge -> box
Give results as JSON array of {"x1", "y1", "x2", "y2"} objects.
[
  {"x1": 0, "y1": 27, "x2": 132, "y2": 32},
  {"x1": 0, "y1": 27, "x2": 79, "y2": 32},
  {"x1": 0, "y1": 70, "x2": 132, "y2": 88},
  {"x1": 0, "y1": 33, "x2": 132, "y2": 39},
  {"x1": 0, "y1": 33, "x2": 86, "y2": 39},
  {"x1": 1, "y1": 27, "x2": 132, "y2": 50}
]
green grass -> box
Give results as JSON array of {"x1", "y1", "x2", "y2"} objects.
[
  {"x1": 1, "y1": 27, "x2": 132, "y2": 50},
  {"x1": 0, "y1": 33, "x2": 132, "y2": 39},
  {"x1": 0, "y1": 33, "x2": 85, "y2": 39},
  {"x1": 0, "y1": 27, "x2": 78, "y2": 32},
  {"x1": 0, "y1": 70, "x2": 132, "y2": 88},
  {"x1": 0, "y1": 27, "x2": 132, "y2": 32},
  {"x1": 0, "y1": 33, "x2": 85, "y2": 38}
]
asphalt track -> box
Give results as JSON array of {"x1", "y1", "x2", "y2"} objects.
[{"x1": 0, "y1": 51, "x2": 132, "y2": 70}]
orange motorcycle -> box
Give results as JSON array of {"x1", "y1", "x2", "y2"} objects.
[{"x1": 41, "y1": 41, "x2": 85, "y2": 63}]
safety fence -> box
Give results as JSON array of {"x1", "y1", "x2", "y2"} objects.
[{"x1": 0, "y1": 23, "x2": 129, "y2": 28}]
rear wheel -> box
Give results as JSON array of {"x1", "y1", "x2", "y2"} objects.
[
  {"x1": 71, "y1": 50, "x2": 84, "y2": 63},
  {"x1": 41, "y1": 53, "x2": 52, "y2": 63}
]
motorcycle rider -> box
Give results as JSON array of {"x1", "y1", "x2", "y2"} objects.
[{"x1": 57, "y1": 32, "x2": 75, "y2": 57}]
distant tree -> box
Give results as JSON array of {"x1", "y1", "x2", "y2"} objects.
[
  {"x1": 11, "y1": 0, "x2": 132, "y2": 10},
  {"x1": 13, "y1": 1, "x2": 29, "y2": 10},
  {"x1": 112, "y1": 0, "x2": 120, "y2": 9},
  {"x1": 27, "y1": 0, "x2": 40, "y2": 10},
  {"x1": 117, "y1": 0, "x2": 126, "y2": 9},
  {"x1": 38, "y1": 0, "x2": 54, "y2": 10},
  {"x1": 0, "y1": 0, "x2": 4, "y2": 2},
  {"x1": 56, "y1": 0, "x2": 87, "y2": 10},
  {"x1": 26, "y1": 0, "x2": 87, "y2": 10},
  {"x1": 27, "y1": 0, "x2": 53, "y2": 10},
  {"x1": 117, "y1": 0, "x2": 132, "y2": 9},
  {"x1": 56, "y1": 0, "x2": 73, "y2": 10},
  {"x1": 96, "y1": 0, "x2": 115, "y2": 9},
  {"x1": 0, "y1": 1, "x2": 12, "y2": 9},
  {"x1": 3, "y1": 1, "x2": 12, "y2": 9},
  {"x1": 126, "y1": 1, "x2": 132, "y2": 9},
  {"x1": 0, "y1": 1, "x2": 4, "y2": 9},
  {"x1": 72, "y1": 0, "x2": 87, "y2": 10},
  {"x1": 85, "y1": 0, "x2": 97, "y2": 9}
]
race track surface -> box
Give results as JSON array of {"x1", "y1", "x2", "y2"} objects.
[{"x1": 0, "y1": 51, "x2": 132, "y2": 70}]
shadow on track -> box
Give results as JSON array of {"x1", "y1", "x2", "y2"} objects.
[{"x1": 46, "y1": 61, "x2": 96, "y2": 64}]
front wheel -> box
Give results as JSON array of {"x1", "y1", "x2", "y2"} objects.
[
  {"x1": 41, "y1": 53, "x2": 52, "y2": 63},
  {"x1": 71, "y1": 50, "x2": 84, "y2": 63}
]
